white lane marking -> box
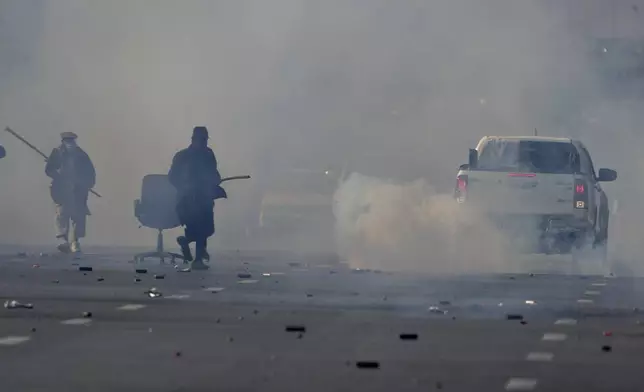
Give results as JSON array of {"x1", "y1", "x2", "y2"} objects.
[
  {"x1": 270, "y1": 272, "x2": 285, "y2": 275},
  {"x1": 526, "y1": 352, "x2": 554, "y2": 362},
  {"x1": 117, "y1": 304, "x2": 147, "y2": 311},
  {"x1": 0, "y1": 336, "x2": 31, "y2": 346},
  {"x1": 203, "y1": 287, "x2": 225, "y2": 293},
  {"x1": 577, "y1": 299, "x2": 594, "y2": 304},
  {"x1": 61, "y1": 318, "x2": 92, "y2": 325},
  {"x1": 555, "y1": 318, "x2": 577, "y2": 325},
  {"x1": 505, "y1": 378, "x2": 538, "y2": 391},
  {"x1": 542, "y1": 333, "x2": 567, "y2": 341},
  {"x1": 238, "y1": 279, "x2": 258, "y2": 284},
  {"x1": 591, "y1": 283, "x2": 607, "y2": 287},
  {"x1": 584, "y1": 290, "x2": 601, "y2": 296},
  {"x1": 165, "y1": 294, "x2": 190, "y2": 299}
]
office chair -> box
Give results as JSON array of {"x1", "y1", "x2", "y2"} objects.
[{"x1": 133, "y1": 174, "x2": 186, "y2": 264}]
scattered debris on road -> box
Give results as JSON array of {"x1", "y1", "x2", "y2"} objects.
[
  {"x1": 82, "y1": 311, "x2": 92, "y2": 318},
  {"x1": 603, "y1": 331, "x2": 613, "y2": 337},
  {"x1": 97, "y1": 277, "x2": 105, "y2": 282},
  {"x1": 520, "y1": 320, "x2": 528, "y2": 325},
  {"x1": 602, "y1": 345, "x2": 612, "y2": 352},
  {"x1": 154, "y1": 274, "x2": 165, "y2": 280},
  {"x1": 175, "y1": 351, "x2": 182, "y2": 357},
  {"x1": 356, "y1": 361, "x2": 380, "y2": 369},
  {"x1": 4, "y1": 300, "x2": 33, "y2": 309},
  {"x1": 237, "y1": 273, "x2": 252, "y2": 279},
  {"x1": 285, "y1": 325, "x2": 306, "y2": 333},
  {"x1": 52, "y1": 280, "x2": 60, "y2": 284},
  {"x1": 177, "y1": 267, "x2": 191, "y2": 273},
  {"x1": 17, "y1": 252, "x2": 27, "y2": 258},
  {"x1": 78, "y1": 266, "x2": 92, "y2": 272},
  {"x1": 134, "y1": 278, "x2": 142, "y2": 283},
  {"x1": 525, "y1": 300, "x2": 536, "y2": 305},
  {"x1": 428, "y1": 306, "x2": 447, "y2": 314},
  {"x1": 144, "y1": 288, "x2": 162, "y2": 298},
  {"x1": 135, "y1": 268, "x2": 148, "y2": 274},
  {"x1": 399, "y1": 333, "x2": 419, "y2": 341},
  {"x1": 439, "y1": 300, "x2": 451, "y2": 306},
  {"x1": 506, "y1": 314, "x2": 524, "y2": 320},
  {"x1": 32, "y1": 264, "x2": 40, "y2": 269}
]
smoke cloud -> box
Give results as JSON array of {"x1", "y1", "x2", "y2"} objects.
[
  {"x1": 0, "y1": 0, "x2": 643, "y2": 275},
  {"x1": 334, "y1": 173, "x2": 513, "y2": 274}
]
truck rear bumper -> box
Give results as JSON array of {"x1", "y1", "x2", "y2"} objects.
[
  {"x1": 485, "y1": 213, "x2": 592, "y2": 254},
  {"x1": 487, "y1": 213, "x2": 590, "y2": 232}
]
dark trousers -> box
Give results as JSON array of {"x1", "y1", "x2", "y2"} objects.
[{"x1": 176, "y1": 194, "x2": 215, "y2": 259}]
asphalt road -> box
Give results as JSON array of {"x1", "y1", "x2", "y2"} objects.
[{"x1": 0, "y1": 249, "x2": 643, "y2": 392}]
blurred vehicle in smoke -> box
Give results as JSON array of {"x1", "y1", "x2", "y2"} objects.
[
  {"x1": 252, "y1": 154, "x2": 432, "y2": 243},
  {"x1": 455, "y1": 136, "x2": 617, "y2": 267},
  {"x1": 256, "y1": 168, "x2": 338, "y2": 235}
]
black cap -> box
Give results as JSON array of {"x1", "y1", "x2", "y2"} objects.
[
  {"x1": 192, "y1": 126, "x2": 209, "y2": 139},
  {"x1": 60, "y1": 132, "x2": 78, "y2": 140}
]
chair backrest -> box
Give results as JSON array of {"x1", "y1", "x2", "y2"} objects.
[{"x1": 137, "y1": 174, "x2": 181, "y2": 230}]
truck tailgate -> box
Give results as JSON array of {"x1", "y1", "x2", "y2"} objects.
[{"x1": 466, "y1": 171, "x2": 575, "y2": 215}]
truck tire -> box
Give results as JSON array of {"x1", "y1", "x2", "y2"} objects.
[{"x1": 571, "y1": 231, "x2": 608, "y2": 275}]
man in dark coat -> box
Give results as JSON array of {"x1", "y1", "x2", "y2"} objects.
[
  {"x1": 168, "y1": 126, "x2": 223, "y2": 270},
  {"x1": 45, "y1": 132, "x2": 96, "y2": 256}
]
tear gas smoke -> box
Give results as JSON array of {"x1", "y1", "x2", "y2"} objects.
[
  {"x1": 334, "y1": 173, "x2": 512, "y2": 274},
  {"x1": 0, "y1": 0, "x2": 643, "y2": 276}
]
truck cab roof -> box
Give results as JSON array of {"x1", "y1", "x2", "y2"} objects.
[{"x1": 479, "y1": 136, "x2": 573, "y2": 144}]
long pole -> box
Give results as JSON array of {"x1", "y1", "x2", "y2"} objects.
[
  {"x1": 4, "y1": 127, "x2": 102, "y2": 198},
  {"x1": 220, "y1": 175, "x2": 251, "y2": 183}
]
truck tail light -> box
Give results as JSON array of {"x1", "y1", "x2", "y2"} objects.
[
  {"x1": 455, "y1": 175, "x2": 468, "y2": 203},
  {"x1": 574, "y1": 179, "x2": 588, "y2": 209}
]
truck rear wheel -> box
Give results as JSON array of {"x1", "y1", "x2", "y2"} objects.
[{"x1": 571, "y1": 232, "x2": 608, "y2": 275}]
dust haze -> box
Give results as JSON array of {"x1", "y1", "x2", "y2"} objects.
[{"x1": 1, "y1": 1, "x2": 644, "y2": 274}]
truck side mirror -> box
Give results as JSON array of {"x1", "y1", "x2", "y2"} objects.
[
  {"x1": 597, "y1": 168, "x2": 617, "y2": 182},
  {"x1": 468, "y1": 149, "x2": 478, "y2": 169}
]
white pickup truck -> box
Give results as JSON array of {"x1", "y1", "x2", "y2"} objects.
[{"x1": 454, "y1": 136, "x2": 617, "y2": 263}]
